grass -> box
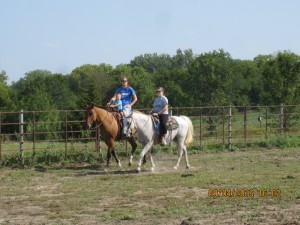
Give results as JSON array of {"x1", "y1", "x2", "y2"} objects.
[{"x1": 0, "y1": 147, "x2": 299, "y2": 224}]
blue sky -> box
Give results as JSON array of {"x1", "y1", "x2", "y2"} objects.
[{"x1": 1, "y1": 0, "x2": 299, "y2": 84}]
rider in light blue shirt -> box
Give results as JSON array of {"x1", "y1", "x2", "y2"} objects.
[{"x1": 110, "y1": 93, "x2": 123, "y2": 111}]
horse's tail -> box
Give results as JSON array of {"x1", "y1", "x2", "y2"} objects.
[{"x1": 180, "y1": 116, "x2": 194, "y2": 145}]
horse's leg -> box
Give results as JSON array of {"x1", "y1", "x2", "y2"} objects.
[
  {"x1": 127, "y1": 137, "x2": 137, "y2": 166},
  {"x1": 111, "y1": 148, "x2": 121, "y2": 167},
  {"x1": 148, "y1": 149, "x2": 155, "y2": 172},
  {"x1": 137, "y1": 142, "x2": 153, "y2": 172},
  {"x1": 174, "y1": 138, "x2": 184, "y2": 170},
  {"x1": 127, "y1": 137, "x2": 147, "y2": 166},
  {"x1": 106, "y1": 141, "x2": 121, "y2": 171},
  {"x1": 105, "y1": 148, "x2": 112, "y2": 171},
  {"x1": 182, "y1": 145, "x2": 190, "y2": 169}
]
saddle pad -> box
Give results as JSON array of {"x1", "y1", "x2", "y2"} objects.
[{"x1": 167, "y1": 117, "x2": 179, "y2": 130}]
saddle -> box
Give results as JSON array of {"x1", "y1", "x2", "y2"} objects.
[
  {"x1": 152, "y1": 116, "x2": 179, "y2": 130},
  {"x1": 113, "y1": 111, "x2": 124, "y2": 139},
  {"x1": 113, "y1": 111, "x2": 137, "y2": 140}
]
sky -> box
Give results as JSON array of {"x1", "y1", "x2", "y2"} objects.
[{"x1": 1, "y1": 0, "x2": 300, "y2": 84}]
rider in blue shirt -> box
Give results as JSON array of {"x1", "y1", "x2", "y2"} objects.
[
  {"x1": 108, "y1": 77, "x2": 137, "y2": 112},
  {"x1": 108, "y1": 77, "x2": 137, "y2": 137}
]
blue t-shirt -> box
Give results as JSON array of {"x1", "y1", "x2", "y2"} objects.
[
  {"x1": 115, "y1": 87, "x2": 136, "y2": 107},
  {"x1": 112, "y1": 99, "x2": 123, "y2": 111}
]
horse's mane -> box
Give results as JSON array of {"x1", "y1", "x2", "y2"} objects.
[
  {"x1": 132, "y1": 110, "x2": 143, "y2": 114},
  {"x1": 93, "y1": 105, "x2": 114, "y2": 112},
  {"x1": 93, "y1": 105, "x2": 107, "y2": 110}
]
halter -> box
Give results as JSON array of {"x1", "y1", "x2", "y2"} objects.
[
  {"x1": 89, "y1": 107, "x2": 110, "y2": 130},
  {"x1": 125, "y1": 110, "x2": 151, "y2": 132}
]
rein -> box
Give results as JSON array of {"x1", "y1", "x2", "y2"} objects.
[
  {"x1": 91, "y1": 107, "x2": 110, "y2": 130},
  {"x1": 127, "y1": 111, "x2": 151, "y2": 131}
]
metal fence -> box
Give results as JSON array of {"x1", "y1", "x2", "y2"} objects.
[{"x1": 1, "y1": 104, "x2": 300, "y2": 159}]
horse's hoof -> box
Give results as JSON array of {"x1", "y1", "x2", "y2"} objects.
[
  {"x1": 173, "y1": 166, "x2": 178, "y2": 170},
  {"x1": 137, "y1": 167, "x2": 141, "y2": 173},
  {"x1": 118, "y1": 162, "x2": 122, "y2": 167},
  {"x1": 150, "y1": 167, "x2": 155, "y2": 172},
  {"x1": 186, "y1": 165, "x2": 190, "y2": 169},
  {"x1": 104, "y1": 167, "x2": 108, "y2": 172},
  {"x1": 128, "y1": 162, "x2": 132, "y2": 166}
]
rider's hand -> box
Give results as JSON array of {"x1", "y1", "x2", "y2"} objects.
[{"x1": 152, "y1": 112, "x2": 158, "y2": 116}]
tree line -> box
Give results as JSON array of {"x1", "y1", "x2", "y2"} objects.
[{"x1": 1, "y1": 49, "x2": 300, "y2": 113}]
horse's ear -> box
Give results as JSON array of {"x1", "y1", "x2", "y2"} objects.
[{"x1": 84, "y1": 103, "x2": 94, "y2": 109}]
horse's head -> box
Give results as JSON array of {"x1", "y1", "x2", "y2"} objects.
[
  {"x1": 123, "y1": 110, "x2": 135, "y2": 137},
  {"x1": 85, "y1": 103, "x2": 96, "y2": 129}
]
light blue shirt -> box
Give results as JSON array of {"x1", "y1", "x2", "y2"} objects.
[
  {"x1": 153, "y1": 96, "x2": 168, "y2": 114},
  {"x1": 112, "y1": 99, "x2": 123, "y2": 111}
]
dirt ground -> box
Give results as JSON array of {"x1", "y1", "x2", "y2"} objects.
[{"x1": 0, "y1": 148, "x2": 299, "y2": 225}]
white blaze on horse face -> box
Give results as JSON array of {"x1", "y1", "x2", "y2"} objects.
[
  {"x1": 86, "y1": 110, "x2": 95, "y2": 128},
  {"x1": 123, "y1": 110, "x2": 133, "y2": 136},
  {"x1": 123, "y1": 117, "x2": 133, "y2": 137},
  {"x1": 123, "y1": 116, "x2": 129, "y2": 135}
]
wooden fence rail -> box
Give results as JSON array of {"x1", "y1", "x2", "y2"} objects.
[{"x1": 0, "y1": 104, "x2": 300, "y2": 159}]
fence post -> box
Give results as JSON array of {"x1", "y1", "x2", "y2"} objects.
[
  {"x1": 19, "y1": 110, "x2": 24, "y2": 156},
  {"x1": 200, "y1": 113, "x2": 202, "y2": 149},
  {"x1": 0, "y1": 112, "x2": 2, "y2": 161},
  {"x1": 65, "y1": 111, "x2": 68, "y2": 157},
  {"x1": 265, "y1": 107, "x2": 268, "y2": 139},
  {"x1": 222, "y1": 107, "x2": 225, "y2": 145},
  {"x1": 244, "y1": 106, "x2": 247, "y2": 145},
  {"x1": 170, "y1": 107, "x2": 173, "y2": 116},
  {"x1": 280, "y1": 103, "x2": 284, "y2": 134},
  {"x1": 227, "y1": 105, "x2": 232, "y2": 150},
  {"x1": 32, "y1": 112, "x2": 36, "y2": 157}
]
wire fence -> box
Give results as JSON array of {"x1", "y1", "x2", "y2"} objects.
[{"x1": 1, "y1": 104, "x2": 300, "y2": 159}]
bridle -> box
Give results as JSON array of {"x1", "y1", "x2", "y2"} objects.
[
  {"x1": 125, "y1": 110, "x2": 151, "y2": 132},
  {"x1": 88, "y1": 108, "x2": 109, "y2": 130}
]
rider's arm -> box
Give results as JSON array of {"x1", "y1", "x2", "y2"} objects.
[
  {"x1": 158, "y1": 104, "x2": 168, "y2": 115},
  {"x1": 130, "y1": 94, "x2": 137, "y2": 107},
  {"x1": 108, "y1": 94, "x2": 116, "y2": 105}
]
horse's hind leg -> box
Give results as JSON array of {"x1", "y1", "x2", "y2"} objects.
[
  {"x1": 148, "y1": 149, "x2": 155, "y2": 171},
  {"x1": 105, "y1": 150, "x2": 111, "y2": 171},
  {"x1": 174, "y1": 143, "x2": 184, "y2": 170},
  {"x1": 182, "y1": 145, "x2": 190, "y2": 169},
  {"x1": 174, "y1": 143, "x2": 190, "y2": 170},
  {"x1": 111, "y1": 148, "x2": 121, "y2": 167}
]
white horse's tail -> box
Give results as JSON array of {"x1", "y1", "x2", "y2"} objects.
[{"x1": 180, "y1": 116, "x2": 194, "y2": 145}]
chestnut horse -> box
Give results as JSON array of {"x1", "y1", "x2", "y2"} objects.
[{"x1": 85, "y1": 104, "x2": 141, "y2": 170}]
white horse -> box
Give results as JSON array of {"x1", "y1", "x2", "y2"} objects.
[{"x1": 123, "y1": 110, "x2": 194, "y2": 172}]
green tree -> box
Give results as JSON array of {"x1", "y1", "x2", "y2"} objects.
[
  {"x1": 68, "y1": 64, "x2": 114, "y2": 107},
  {"x1": 231, "y1": 59, "x2": 262, "y2": 106},
  {"x1": 11, "y1": 70, "x2": 76, "y2": 111},
  {"x1": 0, "y1": 70, "x2": 15, "y2": 111},
  {"x1": 129, "y1": 53, "x2": 173, "y2": 73},
  {"x1": 187, "y1": 49, "x2": 234, "y2": 106},
  {"x1": 111, "y1": 65, "x2": 155, "y2": 108},
  {"x1": 171, "y1": 49, "x2": 194, "y2": 69},
  {"x1": 255, "y1": 51, "x2": 300, "y2": 105},
  {"x1": 0, "y1": 70, "x2": 8, "y2": 85}
]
